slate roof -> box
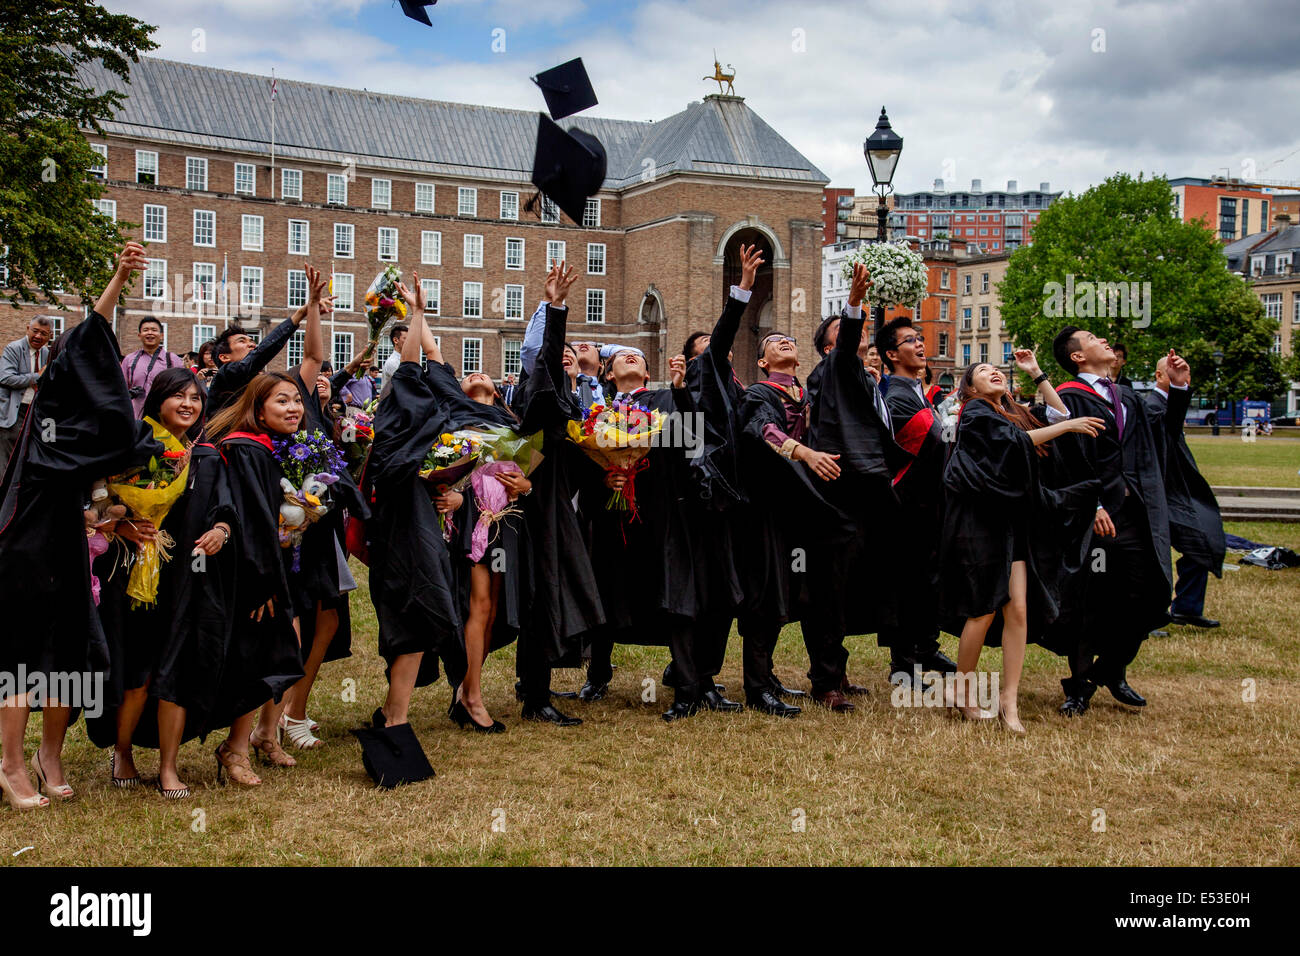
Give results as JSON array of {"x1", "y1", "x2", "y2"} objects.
[{"x1": 78, "y1": 56, "x2": 827, "y2": 190}]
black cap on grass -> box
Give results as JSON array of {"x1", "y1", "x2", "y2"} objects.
[
  {"x1": 529, "y1": 113, "x2": 607, "y2": 224},
  {"x1": 398, "y1": 0, "x2": 437, "y2": 27},
  {"x1": 531, "y1": 57, "x2": 598, "y2": 120},
  {"x1": 352, "y1": 723, "x2": 435, "y2": 789}
]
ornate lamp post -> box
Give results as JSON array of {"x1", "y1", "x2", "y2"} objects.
[{"x1": 863, "y1": 106, "x2": 902, "y2": 332}]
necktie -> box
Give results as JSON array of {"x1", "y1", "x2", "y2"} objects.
[{"x1": 1097, "y1": 377, "x2": 1124, "y2": 441}]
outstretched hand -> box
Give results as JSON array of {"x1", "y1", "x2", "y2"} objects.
[
  {"x1": 668, "y1": 353, "x2": 686, "y2": 389},
  {"x1": 847, "y1": 262, "x2": 873, "y2": 309},
  {"x1": 738, "y1": 243, "x2": 765, "y2": 291},
  {"x1": 1013, "y1": 348, "x2": 1042, "y2": 376},
  {"x1": 117, "y1": 241, "x2": 147, "y2": 278},
  {"x1": 397, "y1": 272, "x2": 426, "y2": 315},
  {"x1": 546, "y1": 261, "x2": 578, "y2": 308},
  {"x1": 1166, "y1": 349, "x2": 1190, "y2": 388}
]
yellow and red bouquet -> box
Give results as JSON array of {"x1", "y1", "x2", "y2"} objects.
[{"x1": 566, "y1": 401, "x2": 665, "y2": 517}]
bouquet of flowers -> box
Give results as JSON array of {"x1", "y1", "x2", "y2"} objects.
[
  {"x1": 565, "y1": 401, "x2": 666, "y2": 518},
  {"x1": 935, "y1": 390, "x2": 963, "y2": 444},
  {"x1": 272, "y1": 429, "x2": 347, "y2": 572},
  {"x1": 839, "y1": 240, "x2": 930, "y2": 309},
  {"x1": 337, "y1": 406, "x2": 375, "y2": 483},
  {"x1": 107, "y1": 419, "x2": 191, "y2": 607},
  {"x1": 363, "y1": 265, "x2": 406, "y2": 345},
  {"x1": 420, "y1": 430, "x2": 485, "y2": 538},
  {"x1": 462, "y1": 426, "x2": 545, "y2": 560}
]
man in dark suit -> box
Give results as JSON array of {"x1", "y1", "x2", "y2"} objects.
[
  {"x1": 1144, "y1": 354, "x2": 1225, "y2": 628},
  {"x1": 0, "y1": 317, "x2": 54, "y2": 467},
  {"x1": 1047, "y1": 326, "x2": 1190, "y2": 716},
  {"x1": 1110, "y1": 342, "x2": 1134, "y2": 388}
]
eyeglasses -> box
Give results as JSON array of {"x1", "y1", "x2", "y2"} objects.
[
  {"x1": 897, "y1": 335, "x2": 922, "y2": 347},
  {"x1": 761, "y1": 335, "x2": 798, "y2": 349}
]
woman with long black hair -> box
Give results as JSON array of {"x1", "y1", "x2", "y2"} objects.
[{"x1": 938, "y1": 354, "x2": 1103, "y2": 731}]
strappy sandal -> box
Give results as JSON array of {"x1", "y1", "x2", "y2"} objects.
[
  {"x1": 279, "y1": 713, "x2": 324, "y2": 750},
  {"x1": 214, "y1": 743, "x2": 261, "y2": 787},
  {"x1": 155, "y1": 777, "x2": 191, "y2": 800},
  {"x1": 0, "y1": 767, "x2": 49, "y2": 811},
  {"x1": 249, "y1": 731, "x2": 297, "y2": 768},
  {"x1": 31, "y1": 751, "x2": 74, "y2": 800},
  {"x1": 306, "y1": 714, "x2": 320, "y2": 732},
  {"x1": 109, "y1": 752, "x2": 141, "y2": 790}
]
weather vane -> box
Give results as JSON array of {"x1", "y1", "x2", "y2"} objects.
[{"x1": 704, "y1": 52, "x2": 735, "y2": 95}]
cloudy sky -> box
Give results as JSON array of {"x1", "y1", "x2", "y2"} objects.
[{"x1": 102, "y1": 0, "x2": 1300, "y2": 196}]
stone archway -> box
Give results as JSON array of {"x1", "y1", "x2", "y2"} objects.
[{"x1": 720, "y1": 226, "x2": 776, "y2": 384}]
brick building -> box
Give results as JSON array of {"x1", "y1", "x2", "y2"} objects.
[
  {"x1": 821, "y1": 187, "x2": 854, "y2": 245},
  {"x1": 1223, "y1": 217, "x2": 1300, "y2": 416},
  {"x1": 1169, "y1": 177, "x2": 1275, "y2": 242},
  {"x1": 1, "y1": 56, "x2": 827, "y2": 386},
  {"x1": 887, "y1": 179, "x2": 1059, "y2": 253}
]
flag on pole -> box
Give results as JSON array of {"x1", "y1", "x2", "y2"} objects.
[{"x1": 270, "y1": 76, "x2": 277, "y2": 101}]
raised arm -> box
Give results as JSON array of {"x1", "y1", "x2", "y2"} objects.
[
  {"x1": 1013, "y1": 348, "x2": 1067, "y2": 415},
  {"x1": 397, "y1": 275, "x2": 431, "y2": 365},
  {"x1": 835, "y1": 262, "x2": 873, "y2": 356},
  {"x1": 300, "y1": 265, "x2": 328, "y2": 387},
  {"x1": 709, "y1": 243, "x2": 764, "y2": 362},
  {"x1": 93, "y1": 240, "x2": 148, "y2": 320}
]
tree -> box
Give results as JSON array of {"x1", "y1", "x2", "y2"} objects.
[
  {"x1": 999, "y1": 173, "x2": 1288, "y2": 400},
  {"x1": 0, "y1": 0, "x2": 156, "y2": 310}
]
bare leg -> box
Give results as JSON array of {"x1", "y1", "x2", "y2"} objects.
[
  {"x1": 113, "y1": 685, "x2": 150, "y2": 781},
  {"x1": 998, "y1": 561, "x2": 1029, "y2": 733},
  {"x1": 36, "y1": 703, "x2": 73, "y2": 789},
  {"x1": 954, "y1": 612, "x2": 996, "y2": 720},
  {"x1": 282, "y1": 605, "x2": 339, "y2": 721},
  {"x1": 253, "y1": 617, "x2": 301, "y2": 750},
  {"x1": 459, "y1": 564, "x2": 496, "y2": 726},
  {"x1": 217, "y1": 710, "x2": 262, "y2": 786},
  {"x1": 156, "y1": 699, "x2": 188, "y2": 790},
  {"x1": 0, "y1": 697, "x2": 37, "y2": 799},
  {"x1": 381, "y1": 653, "x2": 423, "y2": 727}
]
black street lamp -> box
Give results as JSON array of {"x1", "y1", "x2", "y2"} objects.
[
  {"x1": 1212, "y1": 348, "x2": 1223, "y2": 436},
  {"x1": 863, "y1": 106, "x2": 902, "y2": 332}
]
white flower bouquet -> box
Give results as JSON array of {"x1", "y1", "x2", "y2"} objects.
[{"x1": 839, "y1": 240, "x2": 930, "y2": 309}]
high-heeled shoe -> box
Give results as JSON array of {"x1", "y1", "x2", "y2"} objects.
[
  {"x1": 109, "y1": 751, "x2": 141, "y2": 789},
  {"x1": 0, "y1": 765, "x2": 49, "y2": 811},
  {"x1": 997, "y1": 706, "x2": 1027, "y2": 735},
  {"x1": 155, "y1": 777, "x2": 191, "y2": 800},
  {"x1": 449, "y1": 700, "x2": 505, "y2": 734},
  {"x1": 31, "y1": 751, "x2": 74, "y2": 800},
  {"x1": 214, "y1": 743, "x2": 261, "y2": 787},
  {"x1": 249, "y1": 730, "x2": 297, "y2": 767}
]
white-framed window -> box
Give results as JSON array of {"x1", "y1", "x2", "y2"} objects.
[
  {"x1": 502, "y1": 338, "x2": 522, "y2": 377},
  {"x1": 979, "y1": 343, "x2": 989, "y2": 364},
  {"x1": 287, "y1": 269, "x2": 308, "y2": 308},
  {"x1": 92, "y1": 198, "x2": 117, "y2": 221},
  {"x1": 0, "y1": 245, "x2": 8, "y2": 288},
  {"x1": 332, "y1": 272, "x2": 354, "y2": 311},
  {"x1": 421, "y1": 278, "x2": 441, "y2": 315},
  {"x1": 463, "y1": 281, "x2": 483, "y2": 318},
  {"x1": 281, "y1": 168, "x2": 302, "y2": 200},
  {"x1": 1276, "y1": 253, "x2": 1292, "y2": 274},
  {"x1": 373, "y1": 337, "x2": 391, "y2": 369},
  {"x1": 377, "y1": 227, "x2": 398, "y2": 262},
  {"x1": 962, "y1": 344, "x2": 971, "y2": 365},
  {"x1": 1262, "y1": 293, "x2": 1283, "y2": 320},
  {"x1": 192, "y1": 209, "x2": 215, "y2": 246},
  {"x1": 463, "y1": 234, "x2": 483, "y2": 268},
  {"x1": 1003, "y1": 342, "x2": 1014, "y2": 364},
  {"x1": 143, "y1": 258, "x2": 167, "y2": 300},
  {"x1": 961, "y1": 307, "x2": 972, "y2": 330},
  {"x1": 938, "y1": 298, "x2": 949, "y2": 320},
  {"x1": 979, "y1": 305, "x2": 989, "y2": 328},
  {"x1": 462, "y1": 337, "x2": 483, "y2": 374},
  {"x1": 586, "y1": 288, "x2": 605, "y2": 324},
  {"x1": 333, "y1": 331, "x2": 354, "y2": 368},
  {"x1": 288, "y1": 330, "x2": 305, "y2": 368},
  {"x1": 328, "y1": 173, "x2": 348, "y2": 206},
  {"x1": 546, "y1": 240, "x2": 566, "y2": 269},
  {"x1": 371, "y1": 178, "x2": 391, "y2": 209},
  {"x1": 583, "y1": 197, "x2": 601, "y2": 228},
  {"x1": 186, "y1": 157, "x2": 208, "y2": 191},
  {"x1": 587, "y1": 242, "x2": 606, "y2": 275},
  {"x1": 421, "y1": 230, "x2": 442, "y2": 265},
  {"x1": 962, "y1": 274, "x2": 972, "y2": 295},
  {"x1": 241, "y1": 214, "x2": 264, "y2": 252},
  {"x1": 1272, "y1": 334, "x2": 1282, "y2": 355},
  {"x1": 241, "y1": 266, "x2": 263, "y2": 308},
  {"x1": 541, "y1": 197, "x2": 559, "y2": 223},
  {"x1": 1294, "y1": 292, "x2": 1300, "y2": 324},
  {"x1": 191, "y1": 263, "x2": 216, "y2": 304},
  {"x1": 192, "y1": 323, "x2": 215, "y2": 352},
  {"x1": 135, "y1": 150, "x2": 158, "y2": 184},
  {"x1": 980, "y1": 272, "x2": 990, "y2": 293},
  {"x1": 505, "y1": 237, "x2": 524, "y2": 270},
  {"x1": 415, "y1": 182, "x2": 435, "y2": 213},
  {"x1": 334, "y1": 223, "x2": 354, "y2": 258},
  {"x1": 504, "y1": 284, "x2": 524, "y2": 320},
  {"x1": 288, "y1": 219, "x2": 309, "y2": 255},
  {"x1": 458, "y1": 187, "x2": 477, "y2": 216},
  {"x1": 142, "y1": 203, "x2": 167, "y2": 242},
  {"x1": 234, "y1": 162, "x2": 255, "y2": 196},
  {"x1": 500, "y1": 191, "x2": 519, "y2": 220},
  {"x1": 89, "y1": 144, "x2": 108, "y2": 178}
]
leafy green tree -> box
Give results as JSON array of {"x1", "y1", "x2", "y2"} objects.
[
  {"x1": 0, "y1": 0, "x2": 156, "y2": 310},
  {"x1": 999, "y1": 173, "x2": 1287, "y2": 400}
]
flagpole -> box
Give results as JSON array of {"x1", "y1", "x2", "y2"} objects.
[
  {"x1": 221, "y1": 253, "x2": 229, "y2": 326},
  {"x1": 270, "y1": 69, "x2": 277, "y2": 200}
]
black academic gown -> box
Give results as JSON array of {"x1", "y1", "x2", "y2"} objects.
[
  {"x1": 0, "y1": 312, "x2": 162, "y2": 707},
  {"x1": 365, "y1": 363, "x2": 463, "y2": 688},
  {"x1": 1143, "y1": 390, "x2": 1226, "y2": 574},
  {"x1": 87, "y1": 445, "x2": 239, "y2": 746},
  {"x1": 209, "y1": 436, "x2": 304, "y2": 726},
  {"x1": 207, "y1": 315, "x2": 298, "y2": 414}
]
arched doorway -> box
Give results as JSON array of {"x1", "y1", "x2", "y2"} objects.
[{"x1": 720, "y1": 227, "x2": 775, "y2": 384}]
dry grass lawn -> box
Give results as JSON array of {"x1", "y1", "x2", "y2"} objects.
[{"x1": 2, "y1": 521, "x2": 1297, "y2": 866}]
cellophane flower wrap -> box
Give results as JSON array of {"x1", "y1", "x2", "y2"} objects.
[
  {"x1": 420, "y1": 430, "x2": 485, "y2": 539},
  {"x1": 839, "y1": 240, "x2": 930, "y2": 309},
  {"x1": 107, "y1": 417, "x2": 190, "y2": 608},
  {"x1": 464, "y1": 426, "x2": 545, "y2": 560},
  {"x1": 272, "y1": 429, "x2": 346, "y2": 572},
  {"x1": 338, "y1": 400, "x2": 376, "y2": 483},
  {"x1": 363, "y1": 265, "x2": 406, "y2": 344},
  {"x1": 565, "y1": 401, "x2": 665, "y2": 518}
]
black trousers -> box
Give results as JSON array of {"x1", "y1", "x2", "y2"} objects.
[
  {"x1": 586, "y1": 614, "x2": 703, "y2": 702},
  {"x1": 737, "y1": 614, "x2": 784, "y2": 697},
  {"x1": 694, "y1": 610, "x2": 733, "y2": 682},
  {"x1": 800, "y1": 540, "x2": 854, "y2": 695},
  {"x1": 514, "y1": 631, "x2": 552, "y2": 708},
  {"x1": 1171, "y1": 555, "x2": 1210, "y2": 617},
  {"x1": 1065, "y1": 496, "x2": 1165, "y2": 693}
]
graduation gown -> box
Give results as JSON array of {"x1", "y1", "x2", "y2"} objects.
[
  {"x1": 209, "y1": 435, "x2": 304, "y2": 726},
  {"x1": 366, "y1": 362, "x2": 463, "y2": 687},
  {"x1": 87, "y1": 445, "x2": 238, "y2": 746},
  {"x1": 206, "y1": 315, "x2": 298, "y2": 414},
  {"x1": 512, "y1": 304, "x2": 604, "y2": 665},
  {"x1": 0, "y1": 311, "x2": 162, "y2": 702},
  {"x1": 937, "y1": 399, "x2": 1099, "y2": 644},
  {"x1": 1143, "y1": 390, "x2": 1225, "y2": 574}
]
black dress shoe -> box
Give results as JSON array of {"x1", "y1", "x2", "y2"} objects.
[
  {"x1": 1058, "y1": 695, "x2": 1090, "y2": 717},
  {"x1": 551, "y1": 689, "x2": 579, "y2": 700},
  {"x1": 1171, "y1": 614, "x2": 1220, "y2": 629},
  {"x1": 919, "y1": 649, "x2": 959, "y2": 674},
  {"x1": 521, "y1": 704, "x2": 583, "y2": 727},
  {"x1": 449, "y1": 700, "x2": 506, "y2": 733},
  {"x1": 771, "y1": 679, "x2": 807, "y2": 699},
  {"x1": 701, "y1": 689, "x2": 743, "y2": 712},
  {"x1": 661, "y1": 700, "x2": 700, "y2": 722},
  {"x1": 577, "y1": 680, "x2": 608, "y2": 702},
  {"x1": 747, "y1": 691, "x2": 801, "y2": 718},
  {"x1": 1106, "y1": 680, "x2": 1147, "y2": 707}
]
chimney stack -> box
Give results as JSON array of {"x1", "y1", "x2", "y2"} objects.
[
  {"x1": 1040, "y1": 181, "x2": 1050, "y2": 192},
  {"x1": 971, "y1": 178, "x2": 982, "y2": 192},
  {"x1": 933, "y1": 177, "x2": 945, "y2": 191},
  {"x1": 1007, "y1": 179, "x2": 1017, "y2": 192}
]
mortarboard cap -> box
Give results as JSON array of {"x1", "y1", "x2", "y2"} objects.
[
  {"x1": 398, "y1": 0, "x2": 436, "y2": 27},
  {"x1": 352, "y1": 722, "x2": 435, "y2": 789},
  {"x1": 531, "y1": 57, "x2": 598, "y2": 120},
  {"x1": 530, "y1": 113, "x2": 607, "y2": 225}
]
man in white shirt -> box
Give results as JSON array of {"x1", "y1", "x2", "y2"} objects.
[{"x1": 0, "y1": 317, "x2": 53, "y2": 465}]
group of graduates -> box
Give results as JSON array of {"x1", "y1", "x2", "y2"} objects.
[{"x1": 0, "y1": 236, "x2": 1224, "y2": 804}]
